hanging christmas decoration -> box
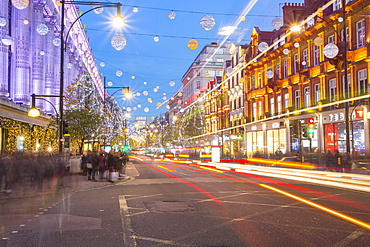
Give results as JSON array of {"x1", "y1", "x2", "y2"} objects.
[
  {"x1": 133, "y1": 7, "x2": 138, "y2": 13},
  {"x1": 163, "y1": 93, "x2": 166, "y2": 95},
  {"x1": 107, "y1": 81, "x2": 113, "y2": 86},
  {"x1": 111, "y1": 34, "x2": 127, "y2": 50},
  {"x1": 136, "y1": 92, "x2": 141, "y2": 96},
  {"x1": 154, "y1": 36, "x2": 160, "y2": 42},
  {"x1": 156, "y1": 86, "x2": 160, "y2": 89},
  {"x1": 302, "y1": 61, "x2": 307, "y2": 66},
  {"x1": 100, "y1": 62, "x2": 105, "y2": 67},
  {"x1": 11, "y1": 0, "x2": 29, "y2": 10},
  {"x1": 166, "y1": 105, "x2": 170, "y2": 109},
  {"x1": 169, "y1": 81, "x2": 175, "y2": 86},
  {"x1": 67, "y1": 63, "x2": 73, "y2": 68},
  {"x1": 143, "y1": 81, "x2": 147, "y2": 85},
  {"x1": 258, "y1": 42, "x2": 269, "y2": 52},
  {"x1": 144, "y1": 107, "x2": 149, "y2": 112},
  {"x1": 36, "y1": 24, "x2": 49, "y2": 35},
  {"x1": 23, "y1": 19, "x2": 29, "y2": 25},
  {"x1": 93, "y1": 6, "x2": 104, "y2": 14},
  {"x1": 143, "y1": 91, "x2": 148, "y2": 96},
  {"x1": 147, "y1": 98, "x2": 152, "y2": 102},
  {"x1": 162, "y1": 96, "x2": 167, "y2": 100},
  {"x1": 200, "y1": 15, "x2": 215, "y2": 31},
  {"x1": 294, "y1": 42, "x2": 300, "y2": 47},
  {"x1": 153, "y1": 88, "x2": 158, "y2": 92},
  {"x1": 283, "y1": 48, "x2": 289, "y2": 55},
  {"x1": 307, "y1": 18, "x2": 315, "y2": 26},
  {"x1": 116, "y1": 70, "x2": 123, "y2": 77},
  {"x1": 156, "y1": 102, "x2": 162, "y2": 107},
  {"x1": 168, "y1": 11, "x2": 176, "y2": 19},
  {"x1": 178, "y1": 100, "x2": 182, "y2": 104},
  {"x1": 151, "y1": 116, "x2": 155, "y2": 120},
  {"x1": 138, "y1": 104, "x2": 142, "y2": 108},
  {"x1": 187, "y1": 39, "x2": 198, "y2": 50},
  {"x1": 240, "y1": 16, "x2": 246, "y2": 21},
  {"x1": 266, "y1": 70, "x2": 274, "y2": 79},
  {"x1": 131, "y1": 76, "x2": 135, "y2": 79},
  {"x1": 205, "y1": 73, "x2": 210, "y2": 77},
  {"x1": 323, "y1": 43, "x2": 339, "y2": 59},
  {"x1": 178, "y1": 92, "x2": 183, "y2": 97},
  {"x1": 39, "y1": 51, "x2": 45, "y2": 55},
  {"x1": 127, "y1": 107, "x2": 132, "y2": 112},
  {"x1": 271, "y1": 17, "x2": 283, "y2": 28},
  {"x1": 0, "y1": 17, "x2": 6, "y2": 27},
  {"x1": 133, "y1": 107, "x2": 137, "y2": 111},
  {"x1": 1, "y1": 35, "x2": 14, "y2": 46},
  {"x1": 53, "y1": 38, "x2": 61, "y2": 46}
]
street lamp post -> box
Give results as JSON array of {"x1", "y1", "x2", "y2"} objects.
[{"x1": 58, "y1": 1, "x2": 124, "y2": 155}]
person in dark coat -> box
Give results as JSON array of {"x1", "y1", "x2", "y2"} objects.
[
  {"x1": 86, "y1": 150, "x2": 93, "y2": 180},
  {"x1": 91, "y1": 148, "x2": 99, "y2": 182},
  {"x1": 107, "y1": 150, "x2": 116, "y2": 182},
  {"x1": 115, "y1": 151, "x2": 123, "y2": 177},
  {"x1": 325, "y1": 149, "x2": 335, "y2": 171},
  {"x1": 81, "y1": 151, "x2": 87, "y2": 176},
  {"x1": 98, "y1": 152, "x2": 107, "y2": 181}
]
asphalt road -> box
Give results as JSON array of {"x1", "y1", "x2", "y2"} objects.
[{"x1": 2, "y1": 156, "x2": 370, "y2": 246}]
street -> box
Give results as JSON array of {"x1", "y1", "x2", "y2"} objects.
[{"x1": 2, "y1": 156, "x2": 370, "y2": 246}]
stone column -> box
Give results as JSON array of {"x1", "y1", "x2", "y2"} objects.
[
  {"x1": 0, "y1": 1, "x2": 9, "y2": 98},
  {"x1": 44, "y1": 16, "x2": 56, "y2": 114}
]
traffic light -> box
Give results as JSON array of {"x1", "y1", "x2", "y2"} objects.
[
  {"x1": 63, "y1": 121, "x2": 69, "y2": 135},
  {"x1": 302, "y1": 127, "x2": 308, "y2": 137},
  {"x1": 307, "y1": 118, "x2": 315, "y2": 137}
]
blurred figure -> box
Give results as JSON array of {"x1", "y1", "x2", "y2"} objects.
[
  {"x1": 2, "y1": 151, "x2": 13, "y2": 193},
  {"x1": 98, "y1": 152, "x2": 107, "y2": 181},
  {"x1": 86, "y1": 150, "x2": 93, "y2": 180},
  {"x1": 107, "y1": 150, "x2": 116, "y2": 183},
  {"x1": 115, "y1": 151, "x2": 123, "y2": 177},
  {"x1": 81, "y1": 151, "x2": 88, "y2": 176},
  {"x1": 325, "y1": 149, "x2": 335, "y2": 171},
  {"x1": 0, "y1": 153, "x2": 5, "y2": 192},
  {"x1": 91, "y1": 148, "x2": 99, "y2": 182}
]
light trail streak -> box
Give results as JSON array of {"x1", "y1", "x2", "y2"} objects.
[
  {"x1": 259, "y1": 183, "x2": 370, "y2": 231},
  {"x1": 248, "y1": 158, "x2": 316, "y2": 169},
  {"x1": 156, "y1": 165, "x2": 175, "y2": 172}
]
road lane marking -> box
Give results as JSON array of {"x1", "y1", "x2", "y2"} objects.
[
  {"x1": 119, "y1": 195, "x2": 137, "y2": 246},
  {"x1": 333, "y1": 231, "x2": 364, "y2": 247},
  {"x1": 259, "y1": 183, "x2": 370, "y2": 231}
]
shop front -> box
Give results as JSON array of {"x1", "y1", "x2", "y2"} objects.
[
  {"x1": 266, "y1": 121, "x2": 286, "y2": 156},
  {"x1": 245, "y1": 124, "x2": 264, "y2": 158}
]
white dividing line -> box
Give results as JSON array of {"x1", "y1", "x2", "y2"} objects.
[{"x1": 118, "y1": 195, "x2": 137, "y2": 247}]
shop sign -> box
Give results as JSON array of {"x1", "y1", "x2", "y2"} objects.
[
  {"x1": 328, "y1": 113, "x2": 345, "y2": 122},
  {"x1": 354, "y1": 109, "x2": 364, "y2": 119},
  {"x1": 272, "y1": 122, "x2": 284, "y2": 128}
]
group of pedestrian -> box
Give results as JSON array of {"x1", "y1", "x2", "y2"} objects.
[
  {"x1": 325, "y1": 149, "x2": 351, "y2": 172},
  {"x1": 80, "y1": 148, "x2": 128, "y2": 182}
]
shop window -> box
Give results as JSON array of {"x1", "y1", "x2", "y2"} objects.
[
  {"x1": 328, "y1": 34, "x2": 335, "y2": 44},
  {"x1": 313, "y1": 45, "x2": 320, "y2": 66},
  {"x1": 304, "y1": 87, "x2": 310, "y2": 108},
  {"x1": 293, "y1": 54, "x2": 298, "y2": 74},
  {"x1": 329, "y1": 78, "x2": 337, "y2": 102},
  {"x1": 358, "y1": 69, "x2": 368, "y2": 95},
  {"x1": 356, "y1": 19, "x2": 366, "y2": 49},
  {"x1": 196, "y1": 81, "x2": 200, "y2": 89},
  {"x1": 302, "y1": 48, "x2": 308, "y2": 69},
  {"x1": 294, "y1": 90, "x2": 300, "y2": 109},
  {"x1": 314, "y1": 84, "x2": 321, "y2": 104}
]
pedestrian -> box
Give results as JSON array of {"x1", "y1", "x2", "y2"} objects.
[
  {"x1": 81, "y1": 151, "x2": 87, "y2": 176},
  {"x1": 91, "y1": 148, "x2": 99, "y2": 182},
  {"x1": 0, "y1": 153, "x2": 5, "y2": 192},
  {"x1": 86, "y1": 150, "x2": 93, "y2": 180},
  {"x1": 107, "y1": 150, "x2": 116, "y2": 183},
  {"x1": 2, "y1": 151, "x2": 13, "y2": 193},
  {"x1": 342, "y1": 152, "x2": 351, "y2": 173},
  {"x1": 334, "y1": 150, "x2": 342, "y2": 172},
  {"x1": 115, "y1": 151, "x2": 123, "y2": 177},
  {"x1": 325, "y1": 149, "x2": 335, "y2": 171},
  {"x1": 98, "y1": 152, "x2": 107, "y2": 181}
]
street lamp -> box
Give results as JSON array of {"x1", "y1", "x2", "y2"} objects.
[{"x1": 58, "y1": 1, "x2": 124, "y2": 155}]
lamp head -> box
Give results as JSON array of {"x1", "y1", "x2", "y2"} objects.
[
  {"x1": 290, "y1": 25, "x2": 301, "y2": 32},
  {"x1": 28, "y1": 108, "x2": 41, "y2": 117}
]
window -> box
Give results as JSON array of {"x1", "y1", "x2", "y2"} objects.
[
  {"x1": 329, "y1": 78, "x2": 337, "y2": 101},
  {"x1": 304, "y1": 87, "x2": 310, "y2": 108},
  {"x1": 314, "y1": 84, "x2": 321, "y2": 104},
  {"x1": 280, "y1": 35, "x2": 286, "y2": 46},
  {"x1": 293, "y1": 54, "x2": 298, "y2": 74},
  {"x1": 284, "y1": 93, "x2": 289, "y2": 109},
  {"x1": 302, "y1": 49, "x2": 308, "y2": 69},
  {"x1": 356, "y1": 19, "x2": 366, "y2": 49},
  {"x1": 358, "y1": 69, "x2": 368, "y2": 95},
  {"x1": 273, "y1": 38, "x2": 278, "y2": 50},
  {"x1": 294, "y1": 90, "x2": 301, "y2": 109},
  {"x1": 216, "y1": 70, "x2": 223, "y2": 77},
  {"x1": 313, "y1": 45, "x2": 320, "y2": 66},
  {"x1": 252, "y1": 75, "x2": 256, "y2": 89},
  {"x1": 333, "y1": 0, "x2": 341, "y2": 11},
  {"x1": 216, "y1": 58, "x2": 224, "y2": 62},
  {"x1": 270, "y1": 98, "x2": 275, "y2": 116},
  {"x1": 208, "y1": 70, "x2": 215, "y2": 77},
  {"x1": 283, "y1": 60, "x2": 288, "y2": 78},
  {"x1": 342, "y1": 74, "x2": 351, "y2": 98},
  {"x1": 328, "y1": 35, "x2": 335, "y2": 44},
  {"x1": 275, "y1": 63, "x2": 281, "y2": 80},
  {"x1": 205, "y1": 58, "x2": 213, "y2": 62},
  {"x1": 258, "y1": 101, "x2": 263, "y2": 118},
  {"x1": 253, "y1": 102, "x2": 257, "y2": 120},
  {"x1": 196, "y1": 81, "x2": 200, "y2": 89},
  {"x1": 258, "y1": 73, "x2": 262, "y2": 88},
  {"x1": 341, "y1": 27, "x2": 349, "y2": 44},
  {"x1": 277, "y1": 95, "x2": 282, "y2": 114}
]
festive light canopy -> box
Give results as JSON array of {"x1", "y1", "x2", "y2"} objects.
[
  {"x1": 200, "y1": 15, "x2": 215, "y2": 31},
  {"x1": 323, "y1": 43, "x2": 339, "y2": 59},
  {"x1": 271, "y1": 17, "x2": 283, "y2": 28},
  {"x1": 168, "y1": 11, "x2": 176, "y2": 19},
  {"x1": 187, "y1": 39, "x2": 198, "y2": 50},
  {"x1": 111, "y1": 34, "x2": 127, "y2": 50}
]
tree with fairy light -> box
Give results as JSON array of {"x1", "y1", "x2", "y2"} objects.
[{"x1": 64, "y1": 74, "x2": 102, "y2": 153}]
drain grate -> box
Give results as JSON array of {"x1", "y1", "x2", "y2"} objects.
[{"x1": 144, "y1": 201, "x2": 197, "y2": 213}]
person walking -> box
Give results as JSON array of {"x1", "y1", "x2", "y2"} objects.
[
  {"x1": 86, "y1": 150, "x2": 93, "y2": 180},
  {"x1": 115, "y1": 151, "x2": 123, "y2": 178},
  {"x1": 325, "y1": 149, "x2": 335, "y2": 171},
  {"x1": 80, "y1": 151, "x2": 87, "y2": 176},
  {"x1": 0, "y1": 153, "x2": 5, "y2": 192},
  {"x1": 98, "y1": 152, "x2": 107, "y2": 182},
  {"x1": 107, "y1": 150, "x2": 116, "y2": 183},
  {"x1": 91, "y1": 148, "x2": 99, "y2": 182},
  {"x1": 2, "y1": 151, "x2": 13, "y2": 193}
]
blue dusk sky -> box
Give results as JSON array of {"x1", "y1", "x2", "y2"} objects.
[{"x1": 78, "y1": 0, "x2": 303, "y2": 120}]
